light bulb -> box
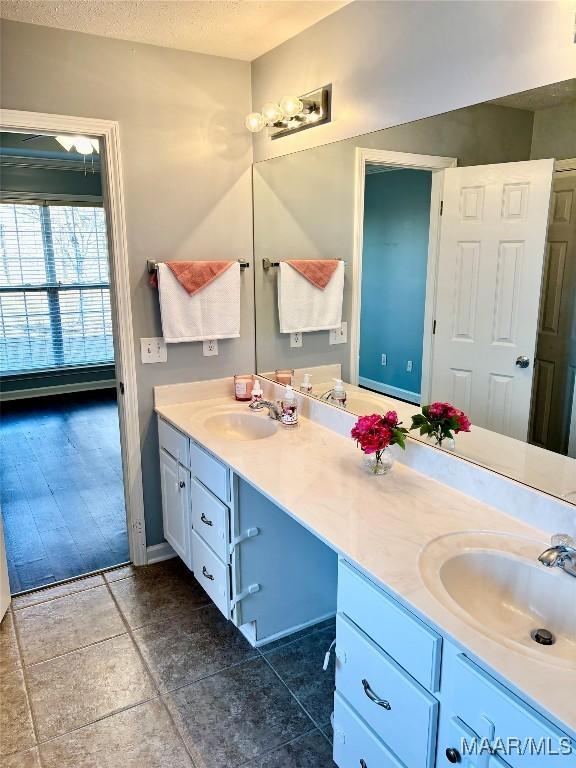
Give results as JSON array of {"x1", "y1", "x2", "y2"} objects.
[
  {"x1": 73, "y1": 136, "x2": 94, "y2": 155},
  {"x1": 55, "y1": 135, "x2": 75, "y2": 152},
  {"x1": 245, "y1": 112, "x2": 266, "y2": 133},
  {"x1": 261, "y1": 102, "x2": 284, "y2": 125},
  {"x1": 279, "y1": 95, "x2": 303, "y2": 118}
]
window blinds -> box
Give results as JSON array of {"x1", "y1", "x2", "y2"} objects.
[{"x1": 0, "y1": 202, "x2": 114, "y2": 375}]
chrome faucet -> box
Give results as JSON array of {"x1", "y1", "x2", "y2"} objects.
[
  {"x1": 249, "y1": 399, "x2": 281, "y2": 421},
  {"x1": 538, "y1": 534, "x2": 576, "y2": 578}
]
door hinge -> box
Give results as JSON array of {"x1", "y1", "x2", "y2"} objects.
[
  {"x1": 119, "y1": 381, "x2": 125, "y2": 395},
  {"x1": 440, "y1": 200, "x2": 444, "y2": 216},
  {"x1": 432, "y1": 319, "x2": 437, "y2": 335}
]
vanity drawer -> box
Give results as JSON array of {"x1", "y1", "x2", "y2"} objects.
[
  {"x1": 191, "y1": 477, "x2": 229, "y2": 562},
  {"x1": 191, "y1": 530, "x2": 230, "y2": 619},
  {"x1": 189, "y1": 441, "x2": 230, "y2": 503},
  {"x1": 158, "y1": 417, "x2": 189, "y2": 466},
  {"x1": 338, "y1": 559, "x2": 441, "y2": 691},
  {"x1": 449, "y1": 654, "x2": 574, "y2": 768},
  {"x1": 444, "y1": 716, "x2": 512, "y2": 768},
  {"x1": 335, "y1": 614, "x2": 438, "y2": 768},
  {"x1": 333, "y1": 691, "x2": 407, "y2": 768}
]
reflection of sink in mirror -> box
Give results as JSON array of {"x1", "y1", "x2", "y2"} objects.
[
  {"x1": 420, "y1": 532, "x2": 576, "y2": 667},
  {"x1": 254, "y1": 79, "x2": 576, "y2": 504},
  {"x1": 203, "y1": 411, "x2": 278, "y2": 441}
]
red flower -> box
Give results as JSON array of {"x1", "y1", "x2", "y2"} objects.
[{"x1": 351, "y1": 413, "x2": 394, "y2": 455}]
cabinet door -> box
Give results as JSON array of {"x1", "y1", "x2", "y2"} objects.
[{"x1": 159, "y1": 448, "x2": 192, "y2": 569}]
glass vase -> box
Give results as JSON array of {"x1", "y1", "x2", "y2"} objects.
[{"x1": 363, "y1": 448, "x2": 394, "y2": 476}]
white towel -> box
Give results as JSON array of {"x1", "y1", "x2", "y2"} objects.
[
  {"x1": 157, "y1": 262, "x2": 240, "y2": 343},
  {"x1": 278, "y1": 261, "x2": 344, "y2": 333}
]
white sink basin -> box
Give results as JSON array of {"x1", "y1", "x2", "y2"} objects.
[
  {"x1": 420, "y1": 532, "x2": 576, "y2": 667},
  {"x1": 203, "y1": 411, "x2": 278, "y2": 441}
]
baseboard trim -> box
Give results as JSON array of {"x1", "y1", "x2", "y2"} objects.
[
  {"x1": 0, "y1": 379, "x2": 116, "y2": 401},
  {"x1": 359, "y1": 376, "x2": 421, "y2": 405},
  {"x1": 146, "y1": 542, "x2": 176, "y2": 564}
]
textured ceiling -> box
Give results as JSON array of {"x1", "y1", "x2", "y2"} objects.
[
  {"x1": 0, "y1": 0, "x2": 350, "y2": 61},
  {"x1": 491, "y1": 79, "x2": 576, "y2": 111}
]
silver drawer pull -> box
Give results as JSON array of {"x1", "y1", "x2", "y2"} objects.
[
  {"x1": 362, "y1": 678, "x2": 391, "y2": 710},
  {"x1": 200, "y1": 513, "x2": 213, "y2": 526},
  {"x1": 202, "y1": 566, "x2": 214, "y2": 581}
]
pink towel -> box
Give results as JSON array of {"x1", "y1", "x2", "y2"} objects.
[
  {"x1": 286, "y1": 260, "x2": 340, "y2": 290},
  {"x1": 167, "y1": 261, "x2": 233, "y2": 296}
]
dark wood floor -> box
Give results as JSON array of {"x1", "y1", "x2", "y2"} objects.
[{"x1": 1, "y1": 390, "x2": 129, "y2": 593}]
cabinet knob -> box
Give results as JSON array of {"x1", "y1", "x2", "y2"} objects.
[
  {"x1": 446, "y1": 747, "x2": 461, "y2": 764},
  {"x1": 178, "y1": 480, "x2": 185, "y2": 488}
]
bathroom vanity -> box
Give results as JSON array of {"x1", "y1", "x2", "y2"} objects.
[{"x1": 155, "y1": 379, "x2": 575, "y2": 767}]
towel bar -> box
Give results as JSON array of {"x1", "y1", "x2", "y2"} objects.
[
  {"x1": 262, "y1": 258, "x2": 346, "y2": 271},
  {"x1": 147, "y1": 259, "x2": 250, "y2": 274}
]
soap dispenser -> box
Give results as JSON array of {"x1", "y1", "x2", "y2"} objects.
[
  {"x1": 251, "y1": 380, "x2": 264, "y2": 403},
  {"x1": 332, "y1": 379, "x2": 347, "y2": 407},
  {"x1": 280, "y1": 385, "x2": 299, "y2": 427},
  {"x1": 299, "y1": 373, "x2": 313, "y2": 394}
]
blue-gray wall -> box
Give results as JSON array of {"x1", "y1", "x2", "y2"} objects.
[{"x1": 359, "y1": 168, "x2": 432, "y2": 399}]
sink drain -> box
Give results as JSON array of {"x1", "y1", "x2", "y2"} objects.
[{"x1": 530, "y1": 628, "x2": 556, "y2": 646}]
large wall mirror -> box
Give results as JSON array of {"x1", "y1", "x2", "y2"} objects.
[{"x1": 253, "y1": 78, "x2": 576, "y2": 505}]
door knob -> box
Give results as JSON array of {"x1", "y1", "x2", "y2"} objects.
[{"x1": 515, "y1": 356, "x2": 530, "y2": 369}]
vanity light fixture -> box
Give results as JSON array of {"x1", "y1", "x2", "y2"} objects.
[{"x1": 245, "y1": 85, "x2": 331, "y2": 140}]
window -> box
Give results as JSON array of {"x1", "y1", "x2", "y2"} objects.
[{"x1": 0, "y1": 202, "x2": 114, "y2": 375}]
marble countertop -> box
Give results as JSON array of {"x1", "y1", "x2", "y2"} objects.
[{"x1": 155, "y1": 390, "x2": 575, "y2": 734}]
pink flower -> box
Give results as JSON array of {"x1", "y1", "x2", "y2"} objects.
[
  {"x1": 351, "y1": 413, "x2": 393, "y2": 455},
  {"x1": 383, "y1": 410, "x2": 399, "y2": 427}
]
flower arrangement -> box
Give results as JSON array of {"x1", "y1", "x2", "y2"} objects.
[
  {"x1": 351, "y1": 411, "x2": 408, "y2": 474},
  {"x1": 410, "y1": 402, "x2": 471, "y2": 447}
]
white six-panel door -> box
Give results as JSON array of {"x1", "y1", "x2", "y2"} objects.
[{"x1": 430, "y1": 160, "x2": 554, "y2": 440}]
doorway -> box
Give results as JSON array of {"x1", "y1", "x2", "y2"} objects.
[
  {"x1": 350, "y1": 149, "x2": 457, "y2": 400},
  {"x1": 0, "y1": 112, "x2": 146, "y2": 605}
]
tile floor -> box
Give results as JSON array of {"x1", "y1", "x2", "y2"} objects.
[
  {"x1": 0, "y1": 390, "x2": 129, "y2": 592},
  {"x1": 0, "y1": 558, "x2": 336, "y2": 767}
]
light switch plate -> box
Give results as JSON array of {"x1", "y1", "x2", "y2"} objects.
[
  {"x1": 203, "y1": 339, "x2": 219, "y2": 356},
  {"x1": 140, "y1": 337, "x2": 167, "y2": 364},
  {"x1": 329, "y1": 322, "x2": 347, "y2": 345},
  {"x1": 290, "y1": 331, "x2": 303, "y2": 348}
]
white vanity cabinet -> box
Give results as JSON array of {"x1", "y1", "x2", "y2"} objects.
[
  {"x1": 333, "y1": 559, "x2": 575, "y2": 768},
  {"x1": 157, "y1": 415, "x2": 338, "y2": 646}
]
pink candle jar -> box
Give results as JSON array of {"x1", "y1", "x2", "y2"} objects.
[
  {"x1": 233, "y1": 374, "x2": 254, "y2": 401},
  {"x1": 275, "y1": 369, "x2": 294, "y2": 386}
]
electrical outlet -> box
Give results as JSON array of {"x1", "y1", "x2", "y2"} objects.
[
  {"x1": 329, "y1": 322, "x2": 347, "y2": 345},
  {"x1": 140, "y1": 337, "x2": 167, "y2": 364},
  {"x1": 290, "y1": 332, "x2": 303, "y2": 348},
  {"x1": 381, "y1": 354, "x2": 387, "y2": 366},
  {"x1": 203, "y1": 339, "x2": 218, "y2": 356},
  {"x1": 406, "y1": 360, "x2": 413, "y2": 373}
]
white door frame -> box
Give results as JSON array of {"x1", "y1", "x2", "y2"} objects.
[
  {"x1": 1, "y1": 109, "x2": 147, "y2": 566},
  {"x1": 350, "y1": 148, "x2": 457, "y2": 401}
]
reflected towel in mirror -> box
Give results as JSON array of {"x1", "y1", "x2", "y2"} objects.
[{"x1": 278, "y1": 260, "x2": 344, "y2": 333}]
